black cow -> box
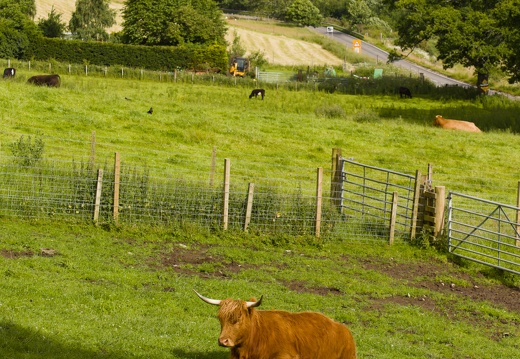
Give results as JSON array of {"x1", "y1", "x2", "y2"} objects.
[
  {"x1": 399, "y1": 86, "x2": 412, "y2": 98},
  {"x1": 249, "y1": 88, "x2": 265, "y2": 100},
  {"x1": 27, "y1": 74, "x2": 61, "y2": 87},
  {"x1": 3, "y1": 68, "x2": 16, "y2": 78}
]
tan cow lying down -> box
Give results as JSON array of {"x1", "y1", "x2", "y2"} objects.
[
  {"x1": 433, "y1": 115, "x2": 482, "y2": 133},
  {"x1": 195, "y1": 290, "x2": 356, "y2": 359}
]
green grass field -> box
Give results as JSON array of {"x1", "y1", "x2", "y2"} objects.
[
  {"x1": 2, "y1": 66, "x2": 520, "y2": 200},
  {"x1": 1, "y1": 67, "x2": 520, "y2": 358},
  {"x1": 0, "y1": 220, "x2": 519, "y2": 359}
]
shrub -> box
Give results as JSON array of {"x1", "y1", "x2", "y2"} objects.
[
  {"x1": 314, "y1": 104, "x2": 346, "y2": 118},
  {"x1": 9, "y1": 135, "x2": 45, "y2": 167}
]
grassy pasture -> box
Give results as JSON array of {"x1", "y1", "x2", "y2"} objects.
[
  {"x1": 0, "y1": 220, "x2": 519, "y2": 359},
  {"x1": 1, "y1": 69, "x2": 520, "y2": 202},
  {"x1": 1, "y1": 68, "x2": 520, "y2": 358}
]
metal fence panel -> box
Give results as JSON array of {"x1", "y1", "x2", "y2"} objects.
[
  {"x1": 447, "y1": 192, "x2": 520, "y2": 275},
  {"x1": 340, "y1": 158, "x2": 417, "y2": 240}
]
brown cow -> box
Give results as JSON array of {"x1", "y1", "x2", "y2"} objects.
[
  {"x1": 27, "y1": 74, "x2": 61, "y2": 87},
  {"x1": 195, "y1": 290, "x2": 356, "y2": 359},
  {"x1": 433, "y1": 115, "x2": 481, "y2": 133}
]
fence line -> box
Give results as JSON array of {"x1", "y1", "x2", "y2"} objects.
[
  {"x1": 0, "y1": 146, "x2": 418, "y2": 242},
  {"x1": 3, "y1": 138, "x2": 520, "y2": 274}
]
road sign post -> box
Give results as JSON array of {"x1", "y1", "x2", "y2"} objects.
[{"x1": 352, "y1": 39, "x2": 362, "y2": 54}]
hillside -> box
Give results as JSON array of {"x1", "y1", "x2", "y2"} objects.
[
  {"x1": 34, "y1": 0, "x2": 343, "y2": 67},
  {"x1": 35, "y1": 0, "x2": 125, "y2": 33},
  {"x1": 226, "y1": 24, "x2": 343, "y2": 66}
]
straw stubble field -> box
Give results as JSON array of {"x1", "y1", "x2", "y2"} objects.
[{"x1": 34, "y1": 0, "x2": 343, "y2": 67}]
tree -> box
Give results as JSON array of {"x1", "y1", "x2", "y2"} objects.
[
  {"x1": 385, "y1": 0, "x2": 508, "y2": 85},
  {"x1": 122, "y1": 0, "x2": 226, "y2": 46},
  {"x1": 69, "y1": 0, "x2": 116, "y2": 41},
  {"x1": 38, "y1": 6, "x2": 66, "y2": 38},
  {"x1": 494, "y1": 0, "x2": 520, "y2": 83},
  {"x1": 285, "y1": 0, "x2": 323, "y2": 27},
  {"x1": 0, "y1": 0, "x2": 41, "y2": 59},
  {"x1": 346, "y1": 0, "x2": 372, "y2": 26},
  {"x1": 17, "y1": 0, "x2": 36, "y2": 18}
]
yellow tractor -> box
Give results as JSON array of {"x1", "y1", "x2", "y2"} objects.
[{"x1": 229, "y1": 56, "x2": 249, "y2": 77}]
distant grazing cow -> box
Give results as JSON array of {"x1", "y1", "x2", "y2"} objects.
[
  {"x1": 399, "y1": 86, "x2": 412, "y2": 98},
  {"x1": 3, "y1": 68, "x2": 16, "y2": 78},
  {"x1": 27, "y1": 74, "x2": 61, "y2": 87},
  {"x1": 433, "y1": 115, "x2": 482, "y2": 133},
  {"x1": 195, "y1": 290, "x2": 356, "y2": 359},
  {"x1": 249, "y1": 88, "x2": 265, "y2": 100}
]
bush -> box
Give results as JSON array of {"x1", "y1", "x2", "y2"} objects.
[
  {"x1": 25, "y1": 38, "x2": 228, "y2": 72},
  {"x1": 9, "y1": 135, "x2": 45, "y2": 167}
]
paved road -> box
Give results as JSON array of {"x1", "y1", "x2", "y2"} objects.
[{"x1": 312, "y1": 27, "x2": 470, "y2": 87}]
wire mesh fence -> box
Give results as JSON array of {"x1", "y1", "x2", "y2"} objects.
[
  {"x1": 0, "y1": 143, "x2": 412, "y2": 243},
  {"x1": 3, "y1": 127, "x2": 520, "y2": 249}
]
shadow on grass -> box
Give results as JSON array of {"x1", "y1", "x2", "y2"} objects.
[
  {"x1": 0, "y1": 320, "x2": 230, "y2": 359},
  {"x1": 171, "y1": 348, "x2": 228, "y2": 359},
  {"x1": 377, "y1": 99, "x2": 520, "y2": 133},
  {"x1": 0, "y1": 320, "x2": 129, "y2": 359}
]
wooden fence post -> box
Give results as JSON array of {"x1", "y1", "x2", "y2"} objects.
[
  {"x1": 434, "y1": 186, "x2": 445, "y2": 237},
  {"x1": 244, "y1": 183, "x2": 255, "y2": 231},
  {"x1": 93, "y1": 169, "x2": 103, "y2": 224},
  {"x1": 410, "y1": 170, "x2": 422, "y2": 240},
  {"x1": 389, "y1": 192, "x2": 398, "y2": 245},
  {"x1": 315, "y1": 167, "x2": 323, "y2": 238},
  {"x1": 223, "y1": 159, "x2": 230, "y2": 230},
  {"x1": 516, "y1": 181, "x2": 520, "y2": 247},
  {"x1": 113, "y1": 152, "x2": 121, "y2": 223}
]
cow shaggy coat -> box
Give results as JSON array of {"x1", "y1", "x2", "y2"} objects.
[
  {"x1": 196, "y1": 291, "x2": 356, "y2": 359},
  {"x1": 27, "y1": 74, "x2": 61, "y2": 87},
  {"x1": 433, "y1": 115, "x2": 481, "y2": 133}
]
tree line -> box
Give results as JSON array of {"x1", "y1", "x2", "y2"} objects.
[{"x1": 1, "y1": 0, "x2": 520, "y2": 85}]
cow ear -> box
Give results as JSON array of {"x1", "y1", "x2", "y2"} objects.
[{"x1": 245, "y1": 295, "x2": 263, "y2": 308}]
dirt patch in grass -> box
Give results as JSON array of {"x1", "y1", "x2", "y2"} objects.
[
  {"x1": 158, "y1": 244, "x2": 248, "y2": 279},
  {"x1": 282, "y1": 280, "x2": 343, "y2": 296},
  {"x1": 359, "y1": 257, "x2": 520, "y2": 314},
  {"x1": 1, "y1": 249, "x2": 34, "y2": 259},
  {"x1": 156, "y1": 245, "x2": 337, "y2": 295},
  {"x1": 155, "y1": 244, "x2": 519, "y2": 318}
]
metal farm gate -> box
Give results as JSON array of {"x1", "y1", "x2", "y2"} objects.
[
  {"x1": 339, "y1": 158, "x2": 420, "y2": 241},
  {"x1": 447, "y1": 192, "x2": 520, "y2": 275}
]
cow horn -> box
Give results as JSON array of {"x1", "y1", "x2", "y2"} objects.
[
  {"x1": 194, "y1": 290, "x2": 221, "y2": 306},
  {"x1": 246, "y1": 295, "x2": 263, "y2": 308}
]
